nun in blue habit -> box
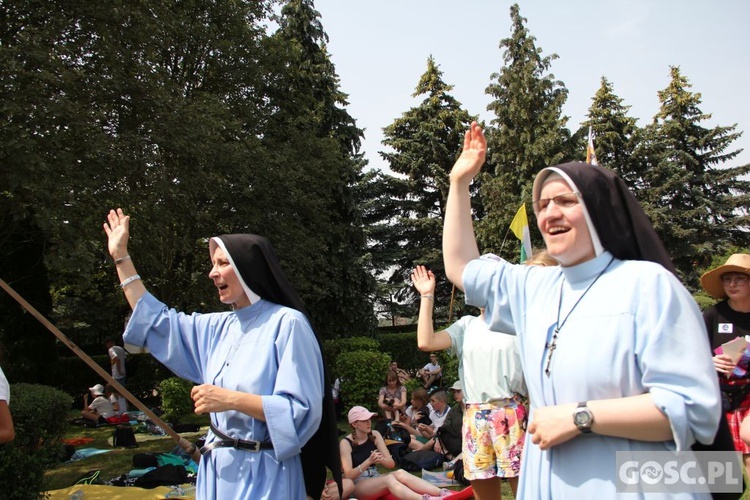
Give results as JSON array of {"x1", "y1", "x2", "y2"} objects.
[{"x1": 104, "y1": 209, "x2": 341, "y2": 500}]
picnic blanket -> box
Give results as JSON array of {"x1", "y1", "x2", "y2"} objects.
[
  {"x1": 421, "y1": 468, "x2": 457, "y2": 487},
  {"x1": 46, "y1": 484, "x2": 195, "y2": 499},
  {"x1": 65, "y1": 448, "x2": 112, "y2": 463}
]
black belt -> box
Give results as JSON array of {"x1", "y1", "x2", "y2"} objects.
[{"x1": 200, "y1": 423, "x2": 273, "y2": 455}]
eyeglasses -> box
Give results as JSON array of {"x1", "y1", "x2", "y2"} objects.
[
  {"x1": 532, "y1": 192, "x2": 581, "y2": 212},
  {"x1": 722, "y1": 275, "x2": 749, "y2": 286}
]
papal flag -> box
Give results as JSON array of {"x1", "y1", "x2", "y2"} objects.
[
  {"x1": 509, "y1": 203, "x2": 533, "y2": 263},
  {"x1": 586, "y1": 126, "x2": 599, "y2": 166}
]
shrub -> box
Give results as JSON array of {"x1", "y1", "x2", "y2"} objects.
[
  {"x1": 335, "y1": 350, "x2": 390, "y2": 412},
  {"x1": 158, "y1": 377, "x2": 195, "y2": 425},
  {"x1": 324, "y1": 337, "x2": 380, "y2": 379},
  {"x1": 0, "y1": 383, "x2": 72, "y2": 499},
  {"x1": 324, "y1": 337, "x2": 379, "y2": 358}
]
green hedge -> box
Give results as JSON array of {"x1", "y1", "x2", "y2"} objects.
[
  {"x1": 0, "y1": 383, "x2": 72, "y2": 499},
  {"x1": 324, "y1": 337, "x2": 378, "y2": 361},
  {"x1": 335, "y1": 350, "x2": 391, "y2": 413}
]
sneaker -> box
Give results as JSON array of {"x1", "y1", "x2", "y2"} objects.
[{"x1": 442, "y1": 460, "x2": 455, "y2": 470}]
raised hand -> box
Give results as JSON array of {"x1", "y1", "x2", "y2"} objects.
[
  {"x1": 103, "y1": 208, "x2": 130, "y2": 260},
  {"x1": 449, "y1": 121, "x2": 487, "y2": 185},
  {"x1": 411, "y1": 265, "x2": 436, "y2": 296}
]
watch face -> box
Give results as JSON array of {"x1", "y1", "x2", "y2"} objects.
[{"x1": 574, "y1": 408, "x2": 591, "y2": 427}]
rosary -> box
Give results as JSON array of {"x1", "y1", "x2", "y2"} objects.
[{"x1": 545, "y1": 257, "x2": 615, "y2": 376}]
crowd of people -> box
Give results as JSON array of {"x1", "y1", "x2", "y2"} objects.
[{"x1": 0, "y1": 118, "x2": 742, "y2": 499}]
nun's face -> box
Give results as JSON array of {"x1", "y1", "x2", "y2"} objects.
[
  {"x1": 536, "y1": 178, "x2": 595, "y2": 266},
  {"x1": 209, "y1": 246, "x2": 251, "y2": 309}
]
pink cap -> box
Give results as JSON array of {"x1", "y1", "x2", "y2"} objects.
[{"x1": 348, "y1": 406, "x2": 377, "y2": 424}]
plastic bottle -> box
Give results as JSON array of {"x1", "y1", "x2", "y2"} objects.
[{"x1": 386, "y1": 422, "x2": 402, "y2": 441}]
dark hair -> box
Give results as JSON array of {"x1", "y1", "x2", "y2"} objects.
[{"x1": 429, "y1": 390, "x2": 448, "y2": 404}]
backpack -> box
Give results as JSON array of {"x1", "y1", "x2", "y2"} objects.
[
  {"x1": 133, "y1": 464, "x2": 188, "y2": 489},
  {"x1": 112, "y1": 425, "x2": 138, "y2": 448},
  {"x1": 399, "y1": 449, "x2": 445, "y2": 472},
  {"x1": 451, "y1": 459, "x2": 470, "y2": 485},
  {"x1": 386, "y1": 441, "x2": 409, "y2": 467}
]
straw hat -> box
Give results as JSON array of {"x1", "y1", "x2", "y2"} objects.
[{"x1": 700, "y1": 254, "x2": 750, "y2": 299}]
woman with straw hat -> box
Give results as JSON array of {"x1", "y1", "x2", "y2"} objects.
[{"x1": 701, "y1": 253, "x2": 750, "y2": 471}]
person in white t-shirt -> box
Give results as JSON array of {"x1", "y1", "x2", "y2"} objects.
[
  {"x1": 106, "y1": 383, "x2": 128, "y2": 415},
  {"x1": 419, "y1": 353, "x2": 442, "y2": 389},
  {"x1": 82, "y1": 383, "x2": 115, "y2": 425},
  {"x1": 418, "y1": 389, "x2": 450, "y2": 440},
  {"x1": 412, "y1": 256, "x2": 552, "y2": 499},
  {"x1": 0, "y1": 365, "x2": 15, "y2": 443}
]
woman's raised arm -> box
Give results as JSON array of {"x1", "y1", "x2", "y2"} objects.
[
  {"x1": 443, "y1": 122, "x2": 485, "y2": 289},
  {"x1": 103, "y1": 208, "x2": 146, "y2": 309}
]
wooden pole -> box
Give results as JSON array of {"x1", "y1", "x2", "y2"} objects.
[
  {"x1": 448, "y1": 284, "x2": 456, "y2": 323},
  {"x1": 0, "y1": 277, "x2": 201, "y2": 463}
]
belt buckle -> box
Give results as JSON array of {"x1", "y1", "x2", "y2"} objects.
[{"x1": 249, "y1": 440, "x2": 260, "y2": 452}]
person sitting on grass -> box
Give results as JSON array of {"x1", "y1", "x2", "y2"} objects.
[
  {"x1": 393, "y1": 387, "x2": 432, "y2": 451},
  {"x1": 417, "y1": 381, "x2": 465, "y2": 464},
  {"x1": 418, "y1": 390, "x2": 451, "y2": 440},
  {"x1": 419, "y1": 353, "x2": 442, "y2": 389},
  {"x1": 106, "y1": 383, "x2": 128, "y2": 415},
  {"x1": 82, "y1": 383, "x2": 115, "y2": 425},
  {"x1": 390, "y1": 361, "x2": 412, "y2": 385},
  {"x1": 379, "y1": 370, "x2": 407, "y2": 422},
  {"x1": 341, "y1": 406, "x2": 452, "y2": 500}
]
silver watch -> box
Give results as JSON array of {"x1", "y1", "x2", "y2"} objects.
[{"x1": 573, "y1": 401, "x2": 594, "y2": 433}]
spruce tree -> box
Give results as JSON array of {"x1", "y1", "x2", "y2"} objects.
[
  {"x1": 579, "y1": 77, "x2": 641, "y2": 186},
  {"x1": 635, "y1": 66, "x2": 750, "y2": 288},
  {"x1": 378, "y1": 56, "x2": 475, "y2": 318},
  {"x1": 480, "y1": 3, "x2": 570, "y2": 258},
  {"x1": 270, "y1": 0, "x2": 377, "y2": 337}
]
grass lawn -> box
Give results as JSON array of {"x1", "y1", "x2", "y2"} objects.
[
  {"x1": 44, "y1": 411, "x2": 210, "y2": 492},
  {"x1": 47, "y1": 415, "x2": 750, "y2": 499}
]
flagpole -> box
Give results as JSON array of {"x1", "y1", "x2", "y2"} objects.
[
  {"x1": 0, "y1": 277, "x2": 202, "y2": 463},
  {"x1": 448, "y1": 284, "x2": 456, "y2": 324}
]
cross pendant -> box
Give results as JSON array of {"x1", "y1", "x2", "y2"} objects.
[{"x1": 545, "y1": 329, "x2": 559, "y2": 376}]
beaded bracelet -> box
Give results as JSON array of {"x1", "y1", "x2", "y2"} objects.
[{"x1": 120, "y1": 274, "x2": 141, "y2": 288}]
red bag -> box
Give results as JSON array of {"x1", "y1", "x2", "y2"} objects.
[{"x1": 106, "y1": 414, "x2": 131, "y2": 424}]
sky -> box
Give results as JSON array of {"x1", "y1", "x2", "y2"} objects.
[{"x1": 313, "y1": 0, "x2": 750, "y2": 174}]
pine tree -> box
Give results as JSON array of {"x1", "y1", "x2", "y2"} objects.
[
  {"x1": 635, "y1": 66, "x2": 750, "y2": 288},
  {"x1": 480, "y1": 4, "x2": 570, "y2": 258}
]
